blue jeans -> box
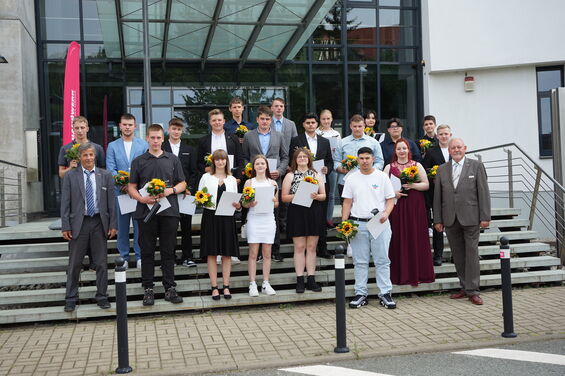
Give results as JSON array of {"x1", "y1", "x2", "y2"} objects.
[
  {"x1": 326, "y1": 170, "x2": 338, "y2": 221},
  {"x1": 116, "y1": 196, "x2": 141, "y2": 261},
  {"x1": 350, "y1": 221, "x2": 392, "y2": 296}
]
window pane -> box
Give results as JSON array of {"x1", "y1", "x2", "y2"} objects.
[
  {"x1": 348, "y1": 64, "x2": 377, "y2": 117},
  {"x1": 40, "y1": 0, "x2": 80, "y2": 40},
  {"x1": 348, "y1": 47, "x2": 376, "y2": 61},
  {"x1": 45, "y1": 44, "x2": 70, "y2": 59},
  {"x1": 83, "y1": 0, "x2": 103, "y2": 41},
  {"x1": 313, "y1": 5, "x2": 342, "y2": 45},
  {"x1": 314, "y1": 48, "x2": 342, "y2": 61},
  {"x1": 152, "y1": 89, "x2": 171, "y2": 105},
  {"x1": 347, "y1": 8, "x2": 377, "y2": 44},
  {"x1": 152, "y1": 107, "x2": 172, "y2": 126},
  {"x1": 313, "y1": 65, "x2": 345, "y2": 127},
  {"x1": 379, "y1": 9, "x2": 416, "y2": 26},
  {"x1": 84, "y1": 44, "x2": 107, "y2": 59},
  {"x1": 539, "y1": 96, "x2": 552, "y2": 155},
  {"x1": 537, "y1": 69, "x2": 563, "y2": 92},
  {"x1": 380, "y1": 64, "x2": 418, "y2": 138},
  {"x1": 380, "y1": 48, "x2": 415, "y2": 62}
]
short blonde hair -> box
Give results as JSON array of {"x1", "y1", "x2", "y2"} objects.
[
  {"x1": 436, "y1": 124, "x2": 451, "y2": 132},
  {"x1": 208, "y1": 108, "x2": 224, "y2": 121},
  {"x1": 72, "y1": 116, "x2": 89, "y2": 127}
]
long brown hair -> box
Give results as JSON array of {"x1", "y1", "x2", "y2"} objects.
[
  {"x1": 250, "y1": 154, "x2": 272, "y2": 178},
  {"x1": 210, "y1": 149, "x2": 231, "y2": 175},
  {"x1": 391, "y1": 138, "x2": 413, "y2": 163},
  {"x1": 289, "y1": 148, "x2": 314, "y2": 171}
]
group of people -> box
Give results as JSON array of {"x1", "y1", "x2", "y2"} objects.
[{"x1": 58, "y1": 98, "x2": 491, "y2": 313}]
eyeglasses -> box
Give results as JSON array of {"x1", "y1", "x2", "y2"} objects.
[{"x1": 388, "y1": 125, "x2": 402, "y2": 129}]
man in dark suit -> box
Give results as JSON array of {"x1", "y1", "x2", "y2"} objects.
[
  {"x1": 243, "y1": 105, "x2": 289, "y2": 261},
  {"x1": 61, "y1": 143, "x2": 117, "y2": 312},
  {"x1": 163, "y1": 118, "x2": 199, "y2": 267},
  {"x1": 197, "y1": 109, "x2": 244, "y2": 179},
  {"x1": 289, "y1": 113, "x2": 333, "y2": 259},
  {"x1": 422, "y1": 124, "x2": 452, "y2": 265},
  {"x1": 434, "y1": 138, "x2": 491, "y2": 305}
]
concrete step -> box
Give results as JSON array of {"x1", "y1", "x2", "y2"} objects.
[
  {"x1": 1, "y1": 268, "x2": 563, "y2": 325},
  {"x1": 1, "y1": 256, "x2": 560, "y2": 306}
]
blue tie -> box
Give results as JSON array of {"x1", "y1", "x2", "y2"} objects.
[
  {"x1": 85, "y1": 170, "x2": 96, "y2": 216},
  {"x1": 276, "y1": 120, "x2": 282, "y2": 132}
]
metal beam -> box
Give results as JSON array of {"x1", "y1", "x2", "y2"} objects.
[
  {"x1": 276, "y1": 0, "x2": 326, "y2": 69},
  {"x1": 115, "y1": 0, "x2": 126, "y2": 65},
  {"x1": 201, "y1": 0, "x2": 224, "y2": 71},
  {"x1": 238, "y1": 0, "x2": 276, "y2": 71},
  {"x1": 161, "y1": 0, "x2": 173, "y2": 68}
]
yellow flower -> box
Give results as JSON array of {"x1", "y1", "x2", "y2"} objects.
[
  {"x1": 346, "y1": 155, "x2": 356, "y2": 160},
  {"x1": 72, "y1": 143, "x2": 80, "y2": 149},
  {"x1": 195, "y1": 191, "x2": 208, "y2": 204},
  {"x1": 117, "y1": 170, "x2": 129, "y2": 176},
  {"x1": 243, "y1": 186, "x2": 255, "y2": 195}
]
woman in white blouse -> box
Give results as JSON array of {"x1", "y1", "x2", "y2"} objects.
[{"x1": 198, "y1": 149, "x2": 241, "y2": 300}]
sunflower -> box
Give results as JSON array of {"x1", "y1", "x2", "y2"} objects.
[
  {"x1": 146, "y1": 178, "x2": 166, "y2": 196},
  {"x1": 335, "y1": 220, "x2": 359, "y2": 243},
  {"x1": 235, "y1": 125, "x2": 249, "y2": 137},
  {"x1": 194, "y1": 187, "x2": 214, "y2": 208},
  {"x1": 195, "y1": 191, "x2": 207, "y2": 203},
  {"x1": 240, "y1": 186, "x2": 256, "y2": 204},
  {"x1": 117, "y1": 170, "x2": 129, "y2": 176},
  {"x1": 242, "y1": 162, "x2": 253, "y2": 178},
  {"x1": 364, "y1": 127, "x2": 375, "y2": 136},
  {"x1": 243, "y1": 186, "x2": 254, "y2": 195},
  {"x1": 204, "y1": 154, "x2": 213, "y2": 166},
  {"x1": 304, "y1": 176, "x2": 318, "y2": 185}
]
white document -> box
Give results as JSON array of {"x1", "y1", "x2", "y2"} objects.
[
  {"x1": 367, "y1": 212, "x2": 387, "y2": 239},
  {"x1": 292, "y1": 180, "x2": 318, "y2": 208},
  {"x1": 254, "y1": 185, "x2": 275, "y2": 213},
  {"x1": 215, "y1": 191, "x2": 242, "y2": 216},
  {"x1": 267, "y1": 158, "x2": 278, "y2": 173},
  {"x1": 228, "y1": 154, "x2": 234, "y2": 169},
  {"x1": 117, "y1": 194, "x2": 137, "y2": 214},
  {"x1": 177, "y1": 195, "x2": 196, "y2": 215},
  {"x1": 140, "y1": 184, "x2": 171, "y2": 214},
  {"x1": 329, "y1": 137, "x2": 338, "y2": 152},
  {"x1": 312, "y1": 160, "x2": 326, "y2": 184}
]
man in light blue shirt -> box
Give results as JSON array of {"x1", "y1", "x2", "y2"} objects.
[{"x1": 335, "y1": 114, "x2": 384, "y2": 197}]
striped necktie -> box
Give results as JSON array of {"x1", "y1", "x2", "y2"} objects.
[
  {"x1": 452, "y1": 162, "x2": 461, "y2": 188},
  {"x1": 84, "y1": 170, "x2": 96, "y2": 216}
]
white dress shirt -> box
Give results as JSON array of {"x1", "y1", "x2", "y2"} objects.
[
  {"x1": 211, "y1": 131, "x2": 227, "y2": 154},
  {"x1": 306, "y1": 133, "x2": 318, "y2": 156},
  {"x1": 123, "y1": 140, "x2": 132, "y2": 161},
  {"x1": 169, "y1": 140, "x2": 181, "y2": 156},
  {"x1": 82, "y1": 166, "x2": 98, "y2": 215}
]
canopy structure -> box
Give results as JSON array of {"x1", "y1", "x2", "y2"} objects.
[{"x1": 96, "y1": 0, "x2": 337, "y2": 68}]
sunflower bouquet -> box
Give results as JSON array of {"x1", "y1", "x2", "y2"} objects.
[
  {"x1": 204, "y1": 153, "x2": 213, "y2": 167},
  {"x1": 364, "y1": 127, "x2": 375, "y2": 137},
  {"x1": 113, "y1": 170, "x2": 129, "y2": 187},
  {"x1": 240, "y1": 186, "x2": 255, "y2": 205},
  {"x1": 340, "y1": 155, "x2": 358, "y2": 171},
  {"x1": 419, "y1": 139, "x2": 433, "y2": 152},
  {"x1": 242, "y1": 162, "x2": 253, "y2": 178},
  {"x1": 399, "y1": 165, "x2": 420, "y2": 194},
  {"x1": 303, "y1": 175, "x2": 318, "y2": 185},
  {"x1": 143, "y1": 178, "x2": 167, "y2": 223},
  {"x1": 427, "y1": 165, "x2": 439, "y2": 178},
  {"x1": 194, "y1": 187, "x2": 214, "y2": 209},
  {"x1": 235, "y1": 124, "x2": 249, "y2": 138},
  {"x1": 64, "y1": 143, "x2": 81, "y2": 161},
  {"x1": 335, "y1": 220, "x2": 359, "y2": 244}
]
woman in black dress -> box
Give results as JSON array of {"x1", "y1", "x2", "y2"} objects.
[
  {"x1": 281, "y1": 148, "x2": 326, "y2": 293},
  {"x1": 198, "y1": 149, "x2": 241, "y2": 300}
]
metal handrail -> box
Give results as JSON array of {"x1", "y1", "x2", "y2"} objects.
[
  {"x1": 0, "y1": 159, "x2": 26, "y2": 169},
  {"x1": 0, "y1": 162, "x2": 26, "y2": 226}
]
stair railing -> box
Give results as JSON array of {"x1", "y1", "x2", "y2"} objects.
[{"x1": 0, "y1": 160, "x2": 27, "y2": 227}]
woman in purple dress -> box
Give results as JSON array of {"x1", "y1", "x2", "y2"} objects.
[{"x1": 384, "y1": 138, "x2": 435, "y2": 286}]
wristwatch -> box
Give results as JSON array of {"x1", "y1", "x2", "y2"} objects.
[{"x1": 172, "y1": 187, "x2": 177, "y2": 194}]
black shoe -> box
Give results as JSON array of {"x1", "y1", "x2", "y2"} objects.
[
  {"x1": 379, "y1": 293, "x2": 396, "y2": 309},
  {"x1": 64, "y1": 301, "x2": 76, "y2": 312},
  {"x1": 97, "y1": 299, "x2": 111, "y2": 309},
  {"x1": 279, "y1": 225, "x2": 287, "y2": 233},
  {"x1": 296, "y1": 276, "x2": 305, "y2": 293},
  {"x1": 211, "y1": 286, "x2": 221, "y2": 301},
  {"x1": 433, "y1": 257, "x2": 442, "y2": 266},
  {"x1": 143, "y1": 288, "x2": 155, "y2": 306},
  {"x1": 272, "y1": 253, "x2": 284, "y2": 262},
  {"x1": 306, "y1": 275, "x2": 322, "y2": 292},
  {"x1": 222, "y1": 285, "x2": 232, "y2": 300},
  {"x1": 349, "y1": 295, "x2": 368, "y2": 308},
  {"x1": 165, "y1": 287, "x2": 183, "y2": 304}
]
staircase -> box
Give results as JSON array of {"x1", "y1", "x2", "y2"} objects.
[{"x1": 0, "y1": 207, "x2": 563, "y2": 324}]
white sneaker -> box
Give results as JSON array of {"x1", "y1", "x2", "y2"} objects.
[
  {"x1": 249, "y1": 281, "x2": 259, "y2": 297},
  {"x1": 346, "y1": 244, "x2": 353, "y2": 258},
  {"x1": 216, "y1": 255, "x2": 221, "y2": 265},
  {"x1": 428, "y1": 228, "x2": 433, "y2": 237},
  {"x1": 123, "y1": 261, "x2": 128, "y2": 270},
  {"x1": 136, "y1": 259, "x2": 142, "y2": 269},
  {"x1": 262, "y1": 281, "x2": 276, "y2": 295},
  {"x1": 231, "y1": 257, "x2": 241, "y2": 264}
]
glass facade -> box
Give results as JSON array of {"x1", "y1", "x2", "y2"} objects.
[
  {"x1": 36, "y1": 0, "x2": 423, "y2": 214},
  {"x1": 536, "y1": 66, "x2": 564, "y2": 157}
]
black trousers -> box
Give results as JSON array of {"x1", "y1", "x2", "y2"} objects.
[
  {"x1": 138, "y1": 216, "x2": 179, "y2": 290},
  {"x1": 65, "y1": 215, "x2": 108, "y2": 303},
  {"x1": 427, "y1": 206, "x2": 444, "y2": 258},
  {"x1": 179, "y1": 214, "x2": 193, "y2": 261}
]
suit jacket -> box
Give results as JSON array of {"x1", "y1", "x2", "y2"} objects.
[
  {"x1": 270, "y1": 117, "x2": 297, "y2": 152},
  {"x1": 433, "y1": 157, "x2": 491, "y2": 227},
  {"x1": 242, "y1": 128, "x2": 289, "y2": 177},
  {"x1": 162, "y1": 140, "x2": 198, "y2": 191},
  {"x1": 422, "y1": 145, "x2": 448, "y2": 207},
  {"x1": 61, "y1": 167, "x2": 117, "y2": 238},
  {"x1": 289, "y1": 134, "x2": 333, "y2": 178},
  {"x1": 106, "y1": 137, "x2": 148, "y2": 194},
  {"x1": 197, "y1": 132, "x2": 244, "y2": 177}
]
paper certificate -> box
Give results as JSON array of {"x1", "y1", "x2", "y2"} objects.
[
  {"x1": 367, "y1": 212, "x2": 387, "y2": 239},
  {"x1": 313, "y1": 160, "x2": 326, "y2": 184},
  {"x1": 117, "y1": 194, "x2": 137, "y2": 214},
  {"x1": 228, "y1": 155, "x2": 234, "y2": 169},
  {"x1": 291, "y1": 181, "x2": 318, "y2": 208},
  {"x1": 267, "y1": 158, "x2": 278, "y2": 173},
  {"x1": 140, "y1": 184, "x2": 171, "y2": 213},
  {"x1": 215, "y1": 191, "x2": 242, "y2": 216},
  {"x1": 178, "y1": 195, "x2": 196, "y2": 215},
  {"x1": 329, "y1": 137, "x2": 338, "y2": 152},
  {"x1": 254, "y1": 185, "x2": 275, "y2": 213}
]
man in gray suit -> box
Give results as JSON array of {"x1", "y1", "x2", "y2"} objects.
[
  {"x1": 243, "y1": 105, "x2": 289, "y2": 261},
  {"x1": 434, "y1": 138, "x2": 490, "y2": 305},
  {"x1": 61, "y1": 143, "x2": 117, "y2": 312}
]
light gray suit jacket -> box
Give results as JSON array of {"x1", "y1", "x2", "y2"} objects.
[
  {"x1": 270, "y1": 117, "x2": 297, "y2": 152},
  {"x1": 433, "y1": 157, "x2": 491, "y2": 227},
  {"x1": 242, "y1": 129, "x2": 289, "y2": 177},
  {"x1": 61, "y1": 167, "x2": 117, "y2": 238}
]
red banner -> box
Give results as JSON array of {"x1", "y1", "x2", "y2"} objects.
[{"x1": 62, "y1": 41, "x2": 81, "y2": 145}]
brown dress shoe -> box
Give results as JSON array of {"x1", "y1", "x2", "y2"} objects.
[
  {"x1": 469, "y1": 295, "x2": 483, "y2": 305},
  {"x1": 449, "y1": 290, "x2": 467, "y2": 299}
]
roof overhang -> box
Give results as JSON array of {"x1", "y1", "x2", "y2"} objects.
[{"x1": 95, "y1": 0, "x2": 337, "y2": 68}]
